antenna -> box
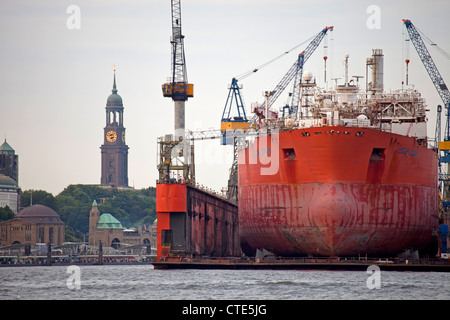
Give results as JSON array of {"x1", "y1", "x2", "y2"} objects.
[{"x1": 323, "y1": 32, "x2": 329, "y2": 84}]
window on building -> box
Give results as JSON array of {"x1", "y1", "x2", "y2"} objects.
[
  {"x1": 49, "y1": 227, "x2": 53, "y2": 244},
  {"x1": 39, "y1": 227, "x2": 44, "y2": 243}
]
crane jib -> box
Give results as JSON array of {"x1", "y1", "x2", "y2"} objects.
[
  {"x1": 403, "y1": 19, "x2": 449, "y2": 107},
  {"x1": 265, "y1": 27, "x2": 332, "y2": 110}
]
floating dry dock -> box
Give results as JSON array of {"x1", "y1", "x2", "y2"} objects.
[{"x1": 152, "y1": 257, "x2": 450, "y2": 272}]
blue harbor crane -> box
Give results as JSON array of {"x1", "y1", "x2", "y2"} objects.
[
  {"x1": 221, "y1": 26, "x2": 334, "y2": 138},
  {"x1": 402, "y1": 20, "x2": 449, "y2": 109},
  {"x1": 403, "y1": 19, "x2": 450, "y2": 254},
  {"x1": 220, "y1": 26, "x2": 333, "y2": 203},
  {"x1": 403, "y1": 19, "x2": 450, "y2": 147},
  {"x1": 220, "y1": 78, "x2": 250, "y2": 145},
  {"x1": 403, "y1": 19, "x2": 450, "y2": 177},
  {"x1": 253, "y1": 26, "x2": 334, "y2": 121}
]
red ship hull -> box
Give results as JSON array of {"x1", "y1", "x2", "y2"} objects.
[{"x1": 238, "y1": 126, "x2": 439, "y2": 256}]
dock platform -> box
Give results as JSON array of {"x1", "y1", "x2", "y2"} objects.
[{"x1": 152, "y1": 257, "x2": 450, "y2": 272}]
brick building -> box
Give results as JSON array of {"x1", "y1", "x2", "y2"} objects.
[
  {"x1": 88, "y1": 200, "x2": 151, "y2": 249},
  {"x1": 0, "y1": 204, "x2": 65, "y2": 247}
]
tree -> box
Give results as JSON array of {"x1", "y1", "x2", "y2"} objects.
[
  {"x1": 21, "y1": 190, "x2": 56, "y2": 210},
  {"x1": 17, "y1": 185, "x2": 157, "y2": 240},
  {"x1": 52, "y1": 184, "x2": 157, "y2": 237},
  {"x1": 0, "y1": 206, "x2": 14, "y2": 222}
]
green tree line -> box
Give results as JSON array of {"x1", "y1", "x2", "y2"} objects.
[{"x1": 17, "y1": 184, "x2": 156, "y2": 241}]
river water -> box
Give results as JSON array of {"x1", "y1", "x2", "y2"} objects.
[{"x1": 0, "y1": 264, "x2": 448, "y2": 301}]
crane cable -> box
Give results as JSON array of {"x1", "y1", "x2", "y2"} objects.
[
  {"x1": 415, "y1": 25, "x2": 450, "y2": 60},
  {"x1": 235, "y1": 33, "x2": 317, "y2": 81}
]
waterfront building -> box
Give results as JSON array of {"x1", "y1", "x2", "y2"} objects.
[
  {"x1": 0, "y1": 140, "x2": 20, "y2": 213},
  {"x1": 88, "y1": 201, "x2": 151, "y2": 249},
  {"x1": 0, "y1": 204, "x2": 65, "y2": 247},
  {"x1": 0, "y1": 175, "x2": 19, "y2": 214}
]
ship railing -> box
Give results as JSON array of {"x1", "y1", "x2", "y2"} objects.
[
  {"x1": 341, "y1": 119, "x2": 372, "y2": 128},
  {"x1": 279, "y1": 118, "x2": 379, "y2": 131},
  {"x1": 267, "y1": 257, "x2": 364, "y2": 264},
  {"x1": 174, "y1": 256, "x2": 448, "y2": 266},
  {"x1": 264, "y1": 256, "x2": 448, "y2": 265},
  {"x1": 155, "y1": 178, "x2": 230, "y2": 201}
]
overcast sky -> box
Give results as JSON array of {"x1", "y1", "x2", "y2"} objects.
[{"x1": 0, "y1": 0, "x2": 449, "y2": 195}]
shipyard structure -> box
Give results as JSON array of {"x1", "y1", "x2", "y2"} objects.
[
  {"x1": 155, "y1": 0, "x2": 240, "y2": 261},
  {"x1": 155, "y1": 3, "x2": 448, "y2": 262}
]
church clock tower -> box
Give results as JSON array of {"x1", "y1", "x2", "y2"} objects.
[{"x1": 100, "y1": 70, "x2": 129, "y2": 188}]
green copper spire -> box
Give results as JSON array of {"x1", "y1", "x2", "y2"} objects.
[
  {"x1": 112, "y1": 66, "x2": 118, "y2": 94},
  {"x1": 0, "y1": 139, "x2": 14, "y2": 154},
  {"x1": 106, "y1": 66, "x2": 123, "y2": 108}
]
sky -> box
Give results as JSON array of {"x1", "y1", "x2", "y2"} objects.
[{"x1": 0, "y1": 0, "x2": 449, "y2": 196}]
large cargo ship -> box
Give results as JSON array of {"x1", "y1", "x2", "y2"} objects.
[{"x1": 238, "y1": 49, "x2": 439, "y2": 257}]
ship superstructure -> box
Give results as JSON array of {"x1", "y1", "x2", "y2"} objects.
[{"x1": 251, "y1": 49, "x2": 429, "y2": 144}]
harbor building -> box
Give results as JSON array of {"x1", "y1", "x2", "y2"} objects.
[
  {"x1": 88, "y1": 200, "x2": 151, "y2": 249},
  {"x1": 0, "y1": 204, "x2": 65, "y2": 247},
  {"x1": 0, "y1": 140, "x2": 20, "y2": 213},
  {"x1": 0, "y1": 175, "x2": 19, "y2": 214}
]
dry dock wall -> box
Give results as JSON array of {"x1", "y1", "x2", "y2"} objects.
[{"x1": 156, "y1": 183, "x2": 240, "y2": 260}]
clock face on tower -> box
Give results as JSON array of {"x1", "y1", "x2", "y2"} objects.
[{"x1": 106, "y1": 131, "x2": 117, "y2": 142}]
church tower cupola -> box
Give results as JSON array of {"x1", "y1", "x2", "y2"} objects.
[{"x1": 0, "y1": 139, "x2": 19, "y2": 185}]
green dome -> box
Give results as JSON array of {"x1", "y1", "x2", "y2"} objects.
[
  {"x1": 0, "y1": 174, "x2": 17, "y2": 187},
  {"x1": 107, "y1": 93, "x2": 122, "y2": 107},
  {"x1": 96, "y1": 213, "x2": 124, "y2": 229},
  {"x1": 106, "y1": 72, "x2": 123, "y2": 108}
]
